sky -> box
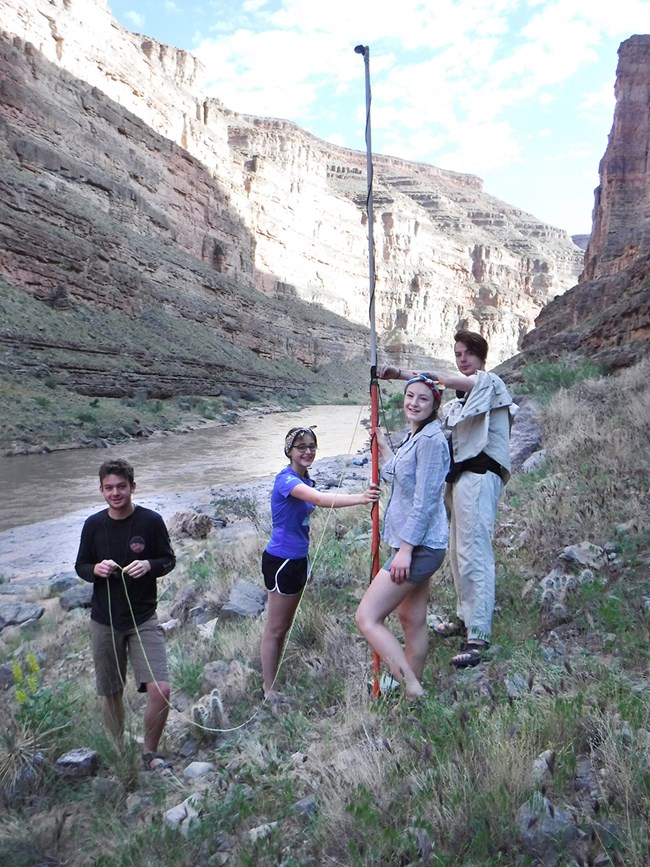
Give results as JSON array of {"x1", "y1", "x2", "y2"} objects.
[{"x1": 107, "y1": 0, "x2": 650, "y2": 235}]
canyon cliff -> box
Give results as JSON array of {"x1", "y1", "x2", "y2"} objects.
[
  {"x1": 1, "y1": 0, "x2": 585, "y2": 403},
  {"x1": 522, "y1": 35, "x2": 650, "y2": 369}
]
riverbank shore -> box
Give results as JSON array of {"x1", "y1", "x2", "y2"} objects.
[
  {"x1": 0, "y1": 404, "x2": 372, "y2": 533},
  {"x1": 0, "y1": 453, "x2": 373, "y2": 582},
  {"x1": 1, "y1": 402, "x2": 297, "y2": 457}
]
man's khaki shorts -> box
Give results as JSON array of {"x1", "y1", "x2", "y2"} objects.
[{"x1": 90, "y1": 616, "x2": 169, "y2": 695}]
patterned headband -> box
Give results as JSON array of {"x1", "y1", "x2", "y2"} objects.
[
  {"x1": 284, "y1": 426, "x2": 318, "y2": 456},
  {"x1": 405, "y1": 374, "x2": 445, "y2": 401}
]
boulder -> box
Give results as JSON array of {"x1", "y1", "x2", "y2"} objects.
[
  {"x1": 219, "y1": 580, "x2": 266, "y2": 620},
  {"x1": 0, "y1": 601, "x2": 45, "y2": 632},
  {"x1": 55, "y1": 748, "x2": 100, "y2": 779},
  {"x1": 59, "y1": 584, "x2": 93, "y2": 611},
  {"x1": 168, "y1": 511, "x2": 212, "y2": 540}
]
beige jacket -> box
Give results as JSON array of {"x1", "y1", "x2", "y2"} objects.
[{"x1": 442, "y1": 370, "x2": 517, "y2": 484}]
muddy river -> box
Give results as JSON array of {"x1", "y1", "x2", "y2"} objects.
[{"x1": 0, "y1": 405, "x2": 370, "y2": 579}]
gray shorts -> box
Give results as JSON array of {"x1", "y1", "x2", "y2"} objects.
[
  {"x1": 90, "y1": 615, "x2": 169, "y2": 696},
  {"x1": 383, "y1": 546, "x2": 446, "y2": 585}
]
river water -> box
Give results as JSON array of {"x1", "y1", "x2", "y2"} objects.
[{"x1": 0, "y1": 404, "x2": 370, "y2": 534}]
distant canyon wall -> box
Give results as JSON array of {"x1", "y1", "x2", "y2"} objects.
[
  {"x1": 522, "y1": 35, "x2": 650, "y2": 369},
  {"x1": 1, "y1": 0, "x2": 584, "y2": 379},
  {"x1": 584, "y1": 35, "x2": 650, "y2": 282}
]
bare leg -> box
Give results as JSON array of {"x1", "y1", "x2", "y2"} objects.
[
  {"x1": 397, "y1": 580, "x2": 430, "y2": 681},
  {"x1": 143, "y1": 680, "x2": 170, "y2": 754},
  {"x1": 355, "y1": 569, "x2": 424, "y2": 699},
  {"x1": 261, "y1": 591, "x2": 302, "y2": 695},
  {"x1": 102, "y1": 692, "x2": 125, "y2": 746}
]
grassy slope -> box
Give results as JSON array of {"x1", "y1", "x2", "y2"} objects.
[{"x1": 1, "y1": 359, "x2": 648, "y2": 866}]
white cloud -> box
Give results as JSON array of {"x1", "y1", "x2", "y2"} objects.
[
  {"x1": 185, "y1": 0, "x2": 650, "y2": 230},
  {"x1": 324, "y1": 131, "x2": 347, "y2": 147},
  {"x1": 242, "y1": 0, "x2": 269, "y2": 12},
  {"x1": 436, "y1": 120, "x2": 522, "y2": 175},
  {"x1": 120, "y1": 0, "x2": 650, "y2": 146},
  {"x1": 124, "y1": 10, "x2": 146, "y2": 30},
  {"x1": 580, "y1": 83, "x2": 616, "y2": 114}
]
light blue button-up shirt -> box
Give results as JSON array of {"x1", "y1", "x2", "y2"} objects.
[{"x1": 381, "y1": 420, "x2": 450, "y2": 550}]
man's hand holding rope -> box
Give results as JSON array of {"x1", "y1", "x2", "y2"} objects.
[
  {"x1": 93, "y1": 559, "x2": 120, "y2": 579},
  {"x1": 123, "y1": 560, "x2": 151, "y2": 579},
  {"x1": 93, "y1": 559, "x2": 151, "y2": 579}
]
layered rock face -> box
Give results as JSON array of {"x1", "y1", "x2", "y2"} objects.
[
  {"x1": 0, "y1": 0, "x2": 584, "y2": 401},
  {"x1": 522, "y1": 36, "x2": 650, "y2": 369},
  {"x1": 0, "y1": 26, "x2": 369, "y2": 397},
  {"x1": 584, "y1": 36, "x2": 650, "y2": 282}
]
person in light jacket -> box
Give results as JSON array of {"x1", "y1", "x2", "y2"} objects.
[
  {"x1": 378, "y1": 330, "x2": 516, "y2": 668},
  {"x1": 355, "y1": 375, "x2": 449, "y2": 700}
]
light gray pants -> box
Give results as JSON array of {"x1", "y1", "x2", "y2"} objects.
[{"x1": 445, "y1": 471, "x2": 504, "y2": 642}]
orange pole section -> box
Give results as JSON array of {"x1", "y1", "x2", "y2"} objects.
[{"x1": 370, "y1": 376, "x2": 381, "y2": 698}]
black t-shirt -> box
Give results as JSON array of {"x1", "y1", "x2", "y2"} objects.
[{"x1": 75, "y1": 505, "x2": 175, "y2": 629}]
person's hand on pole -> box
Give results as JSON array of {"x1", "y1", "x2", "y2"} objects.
[
  {"x1": 362, "y1": 482, "x2": 381, "y2": 504},
  {"x1": 377, "y1": 363, "x2": 398, "y2": 379}
]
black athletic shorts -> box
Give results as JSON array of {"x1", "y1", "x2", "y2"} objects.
[{"x1": 262, "y1": 550, "x2": 309, "y2": 595}]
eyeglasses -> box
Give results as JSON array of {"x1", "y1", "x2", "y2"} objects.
[{"x1": 294, "y1": 444, "x2": 317, "y2": 453}]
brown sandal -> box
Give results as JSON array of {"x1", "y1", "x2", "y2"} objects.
[
  {"x1": 142, "y1": 752, "x2": 173, "y2": 772},
  {"x1": 433, "y1": 619, "x2": 467, "y2": 638},
  {"x1": 451, "y1": 641, "x2": 489, "y2": 669}
]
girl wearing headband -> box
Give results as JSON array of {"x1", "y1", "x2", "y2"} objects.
[
  {"x1": 261, "y1": 426, "x2": 379, "y2": 700},
  {"x1": 377, "y1": 330, "x2": 516, "y2": 669},
  {"x1": 355, "y1": 375, "x2": 449, "y2": 701}
]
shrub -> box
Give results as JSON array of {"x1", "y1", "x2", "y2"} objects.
[
  {"x1": 516, "y1": 357, "x2": 604, "y2": 403},
  {"x1": 13, "y1": 653, "x2": 77, "y2": 736},
  {"x1": 213, "y1": 494, "x2": 261, "y2": 531},
  {"x1": 168, "y1": 641, "x2": 207, "y2": 698}
]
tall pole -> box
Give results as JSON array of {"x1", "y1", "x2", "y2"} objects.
[{"x1": 355, "y1": 44, "x2": 381, "y2": 698}]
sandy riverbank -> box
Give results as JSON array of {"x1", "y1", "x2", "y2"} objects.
[{"x1": 0, "y1": 454, "x2": 372, "y2": 582}]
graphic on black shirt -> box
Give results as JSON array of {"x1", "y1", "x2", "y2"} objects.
[{"x1": 129, "y1": 536, "x2": 145, "y2": 555}]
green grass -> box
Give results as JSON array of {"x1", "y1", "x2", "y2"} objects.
[
  {"x1": 514, "y1": 356, "x2": 606, "y2": 403},
  {"x1": 167, "y1": 641, "x2": 207, "y2": 698},
  {"x1": 1, "y1": 359, "x2": 649, "y2": 864},
  {"x1": 186, "y1": 556, "x2": 215, "y2": 591}
]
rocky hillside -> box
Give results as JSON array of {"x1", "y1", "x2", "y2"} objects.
[
  {"x1": 1, "y1": 359, "x2": 648, "y2": 865},
  {"x1": 521, "y1": 35, "x2": 650, "y2": 370},
  {"x1": 0, "y1": 0, "x2": 584, "y2": 407}
]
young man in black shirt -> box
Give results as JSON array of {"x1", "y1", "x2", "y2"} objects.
[{"x1": 75, "y1": 458, "x2": 176, "y2": 770}]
